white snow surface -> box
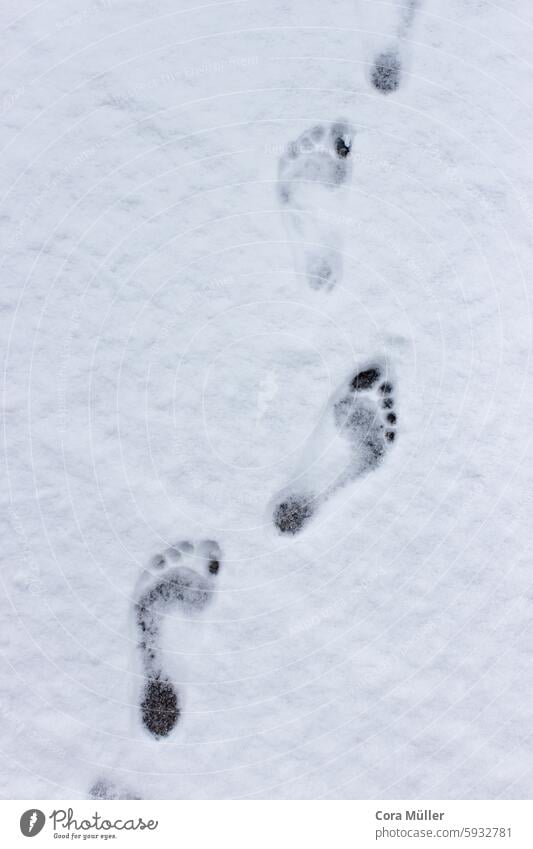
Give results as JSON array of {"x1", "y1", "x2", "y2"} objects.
[{"x1": 1, "y1": 0, "x2": 532, "y2": 799}]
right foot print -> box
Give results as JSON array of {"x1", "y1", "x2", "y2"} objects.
[
  {"x1": 277, "y1": 120, "x2": 354, "y2": 291},
  {"x1": 272, "y1": 360, "x2": 398, "y2": 534},
  {"x1": 134, "y1": 539, "x2": 221, "y2": 739}
]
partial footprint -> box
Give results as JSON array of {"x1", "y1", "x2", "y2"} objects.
[
  {"x1": 277, "y1": 120, "x2": 353, "y2": 290},
  {"x1": 134, "y1": 539, "x2": 221, "y2": 739},
  {"x1": 89, "y1": 779, "x2": 140, "y2": 800},
  {"x1": 369, "y1": 0, "x2": 421, "y2": 94},
  {"x1": 371, "y1": 49, "x2": 403, "y2": 94},
  {"x1": 272, "y1": 360, "x2": 397, "y2": 534}
]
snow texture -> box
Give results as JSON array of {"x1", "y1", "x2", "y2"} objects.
[{"x1": 1, "y1": 0, "x2": 532, "y2": 800}]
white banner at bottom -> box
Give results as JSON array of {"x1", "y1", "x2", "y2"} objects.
[{"x1": 3, "y1": 800, "x2": 532, "y2": 847}]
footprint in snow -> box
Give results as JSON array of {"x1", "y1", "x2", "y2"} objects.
[
  {"x1": 371, "y1": 49, "x2": 403, "y2": 93},
  {"x1": 89, "y1": 778, "x2": 140, "y2": 800},
  {"x1": 134, "y1": 539, "x2": 221, "y2": 739},
  {"x1": 277, "y1": 120, "x2": 353, "y2": 291},
  {"x1": 369, "y1": 0, "x2": 421, "y2": 94},
  {"x1": 272, "y1": 360, "x2": 398, "y2": 534}
]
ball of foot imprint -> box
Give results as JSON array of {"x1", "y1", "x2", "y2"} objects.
[
  {"x1": 273, "y1": 496, "x2": 314, "y2": 535},
  {"x1": 371, "y1": 51, "x2": 401, "y2": 93}
]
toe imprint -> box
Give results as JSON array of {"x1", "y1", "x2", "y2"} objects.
[
  {"x1": 335, "y1": 135, "x2": 351, "y2": 158},
  {"x1": 351, "y1": 366, "x2": 381, "y2": 392}
]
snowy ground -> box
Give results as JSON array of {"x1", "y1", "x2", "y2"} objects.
[{"x1": 1, "y1": 0, "x2": 532, "y2": 800}]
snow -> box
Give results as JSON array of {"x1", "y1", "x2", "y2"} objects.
[{"x1": 1, "y1": 0, "x2": 532, "y2": 799}]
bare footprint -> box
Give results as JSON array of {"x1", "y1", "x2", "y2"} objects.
[
  {"x1": 89, "y1": 779, "x2": 140, "y2": 800},
  {"x1": 371, "y1": 49, "x2": 403, "y2": 93},
  {"x1": 277, "y1": 120, "x2": 353, "y2": 290},
  {"x1": 369, "y1": 0, "x2": 422, "y2": 94},
  {"x1": 134, "y1": 539, "x2": 221, "y2": 739},
  {"x1": 272, "y1": 360, "x2": 397, "y2": 534}
]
